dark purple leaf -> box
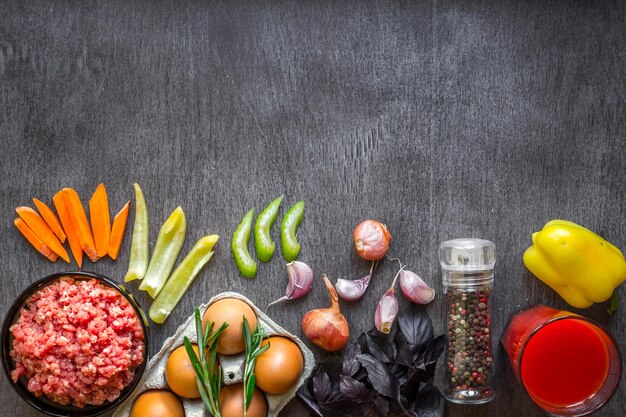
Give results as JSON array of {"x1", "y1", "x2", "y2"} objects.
[
  {"x1": 365, "y1": 331, "x2": 396, "y2": 363},
  {"x1": 313, "y1": 367, "x2": 333, "y2": 403},
  {"x1": 398, "y1": 304, "x2": 433, "y2": 350},
  {"x1": 297, "y1": 387, "x2": 323, "y2": 416},
  {"x1": 340, "y1": 375, "x2": 370, "y2": 402},
  {"x1": 411, "y1": 383, "x2": 445, "y2": 417},
  {"x1": 342, "y1": 342, "x2": 362, "y2": 377},
  {"x1": 421, "y1": 335, "x2": 445, "y2": 365},
  {"x1": 320, "y1": 398, "x2": 367, "y2": 417},
  {"x1": 372, "y1": 394, "x2": 390, "y2": 416},
  {"x1": 357, "y1": 353, "x2": 399, "y2": 399},
  {"x1": 394, "y1": 331, "x2": 416, "y2": 368}
]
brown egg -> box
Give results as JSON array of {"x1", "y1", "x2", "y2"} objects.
[
  {"x1": 219, "y1": 383, "x2": 267, "y2": 417},
  {"x1": 166, "y1": 344, "x2": 200, "y2": 399},
  {"x1": 203, "y1": 298, "x2": 258, "y2": 355},
  {"x1": 254, "y1": 336, "x2": 304, "y2": 394},
  {"x1": 130, "y1": 390, "x2": 185, "y2": 417}
]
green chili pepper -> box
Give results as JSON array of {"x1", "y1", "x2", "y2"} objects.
[
  {"x1": 139, "y1": 206, "x2": 186, "y2": 298},
  {"x1": 281, "y1": 200, "x2": 304, "y2": 262},
  {"x1": 150, "y1": 235, "x2": 219, "y2": 324},
  {"x1": 254, "y1": 195, "x2": 283, "y2": 263},
  {"x1": 124, "y1": 183, "x2": 149, "y2": 282},
  {"x1": 232, "y1": 208, "x2": 257, "y2": 278}
]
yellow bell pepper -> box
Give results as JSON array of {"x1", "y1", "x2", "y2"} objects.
[{"x1": 523, "y1": 220, "x2": 626, "y2": 308}]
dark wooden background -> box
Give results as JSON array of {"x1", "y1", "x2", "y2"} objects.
[{"x1": 1, "y1": 1, "x2": 625, "y2": 416}]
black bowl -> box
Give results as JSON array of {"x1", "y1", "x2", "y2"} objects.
[{"x1": 1, "y1": 271, "x2": 149, "y2": 417}]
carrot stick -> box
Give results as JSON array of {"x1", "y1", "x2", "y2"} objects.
[
  {"x1": 62, "y1": 188, "x2": 99, "y2": 263},
  {"x1": 15, "y1": 206, "x2": 70, "y2": 263},
  {"x1": 108, "y1": 201, "x2": 130, "y2": 260},
  {"x1": 14, "y1": 218, "x2": 59, "y2": 262},
  {"x1": 53, "y1": 191, "x2": 83, "y2": 268},
  {"x1": 33, "y1": 198, "x2": 66, "y2": 243},
  {"x1": 89, "y1": 183, "x2": 111, "y2": 258}
]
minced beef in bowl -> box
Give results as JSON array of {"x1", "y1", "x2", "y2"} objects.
[{"x1": 3, "y1": 274, "x2": 147, "y2": 413}]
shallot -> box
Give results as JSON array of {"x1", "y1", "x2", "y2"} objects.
[
  {"x1": 353, "y1": 220, "x2": 392, "y2": 260},
  {"x1": 336, "y1": 261, "x2": 376, "y2": 301},
  {"x1": 301, "y1": 274, "x2": 350, "y2": 352},
  {"x1": 266, "y1": 261, "x2": 313, "y2": 310}
]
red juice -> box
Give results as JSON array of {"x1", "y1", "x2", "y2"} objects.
[
  {"x1": 520, "y1": 319, "x2": 609, "y2": 407},
  {"x1": 502, "y1": 305, "x2": 621, "y2": 416}
]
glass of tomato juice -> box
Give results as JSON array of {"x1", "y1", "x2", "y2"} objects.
[{"x1": 501, "y1": 305, "x2": 621, "y2": 416}]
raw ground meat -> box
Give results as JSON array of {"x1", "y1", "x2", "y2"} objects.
[{"x1": 10, "y1": 277, "x2": 145, "y2": 407}]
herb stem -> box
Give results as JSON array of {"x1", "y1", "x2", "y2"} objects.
[
  {"x1": 184, "y1": 307, "x2": 228, "y2": 417},
  {"x1": 242, "y1": 317, "x2": 269, "y2": 417}
]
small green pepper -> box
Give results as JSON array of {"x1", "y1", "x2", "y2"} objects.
[
  {"x1": 124, "y1": 183, "x2": 149, "y2": 282},
  {"x1": 232, "y1": 209, "x2": 258, "y2": 278},
  {"x1": 139, "y1": 206, "x2": 187, "y2": 298},
  {"x1": 254, "y1": 195, "x2": 283, "y2": 262},
  {"x1": 281, "y1": 200, "x2": 304, "y2": 262}
]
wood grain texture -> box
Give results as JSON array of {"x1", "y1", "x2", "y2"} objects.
[{"x1": 1, "y1": 1, "x2": 625, "y2": 416}]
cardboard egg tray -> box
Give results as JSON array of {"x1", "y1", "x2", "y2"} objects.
[{"x1": 112, "y1": 292, "x2": 315, "y2": 417}]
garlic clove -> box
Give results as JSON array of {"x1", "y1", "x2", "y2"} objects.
[
  {"x1": 285, "y1": 261, "x2": 314, "y2": 298},
  {"x1": 267, "y1": 261, "x2": 313, "y2": 311},
  {"x1": 399, "y1": 269, "x2": 435, "y2": 304},
  {"x1": 336, "y1": 274, "x2": 371, "y2": 301},
  {"x1": 375, "y1": 287, "x2": 399, "y2": 334}
]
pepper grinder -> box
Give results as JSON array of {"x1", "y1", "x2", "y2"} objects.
[{"x1": 440, "y1": 238, "x2": 496, "y2": 404}]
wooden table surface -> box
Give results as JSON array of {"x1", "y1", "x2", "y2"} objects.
[{"x1": 1, "y1": 1, "x2": 625, "y2": 416}]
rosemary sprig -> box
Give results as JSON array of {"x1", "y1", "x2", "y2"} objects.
[
  {"x1": 242, "y1": 316, "x2": 270, "y2": 417},
  {"x1": 184, "y1": 307, "x2": 228, "y2": 417}
]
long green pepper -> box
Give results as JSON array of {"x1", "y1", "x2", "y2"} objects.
[
  {"x1": 139, "y1": 206, "x2": 186, "y2": 298},
  {"x1": 281, "y1": 200, "x2": 304, "y2": 262},
  {"x1": 124, "y1": 183, "x2": 149, "y2": 282},
  {"x1": 150, "y1": 234, "x2": 219, "y2": 324},
  {"x1": 232, "y1": 209, "x2": 258, "y2": 278},
  {"x1": 254, "y1": 195, "x2": 283, "y2": 263}
]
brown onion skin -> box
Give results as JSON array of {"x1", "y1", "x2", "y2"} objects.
[
  {"x1": 353, "y1": 220, "x2": 392, "y2": 261},
  {"x1": 302, "y1": 275, "x2": 350, "y2": 352}
]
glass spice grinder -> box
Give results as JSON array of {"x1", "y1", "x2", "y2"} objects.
[{"x1": 440, "y1": 238, "x2": 495, "y2": 404}]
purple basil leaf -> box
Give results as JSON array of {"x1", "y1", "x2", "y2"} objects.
[
  {"x1": 398, "y1": 304, "x2": 433, "y2": 350},
  {"x1": 340, "y1": 375, "x2": 370, "y2": 402},
  {"x1": 357, "y1": 353, "x2": 399, "y2": 399},
  {"x1": 372, "y1": 394, "x2": 390, "y2": 416},
  {"x1": 342, "y1": 342, "x2": 362, "y2": 377},
  {"x1": 394, "y1": 331, "x2": 416, "y2": 368},
  {"x1": 313, "y1": 367, "x2": 333, "y2": 403},
  {"x1": 320, "y1": 399, "x2": 367, "y2": 417},
  {"x1": 422, "y1": 335, "x2": 446, "y2": 364},
  {"x1": 412, "y1": 382, "x2": 445, "y2": 417},
  {"x1": 296, "y1": 387, "x2": 323, "y2": 417},
  {"x1": 365, "y1": 330, "x2": 396, "y2": 363},
  {"x1": 357, "y1": 331, "x2": 368, "y2": 351}
]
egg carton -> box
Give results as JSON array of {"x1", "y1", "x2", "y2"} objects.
[{"x1": 112, "y1": 292, "x2": 314, "y2": 417}]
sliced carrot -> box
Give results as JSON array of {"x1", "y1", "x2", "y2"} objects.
[
  {"x1": 14, "y1": 218, "x2": 59, "y2": 262},
  {"x1": 15, "y1": 206, "x2": 70, "y2": 263},
  {"x1": 53, "y1": 191, "x2": 83, "y2": 268},
  {"x1": 89, "y1": 183, "x2": 111, "y2": 258},
  {"x1": 32, "y1": 198, "x2": 67, "y2": 243},
  {"x1": 62, "y1": 188, "x2": 99, "y2": 263},
  {"x1": 108, "y1": 201, "x2": 130, "y2": 260}
]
